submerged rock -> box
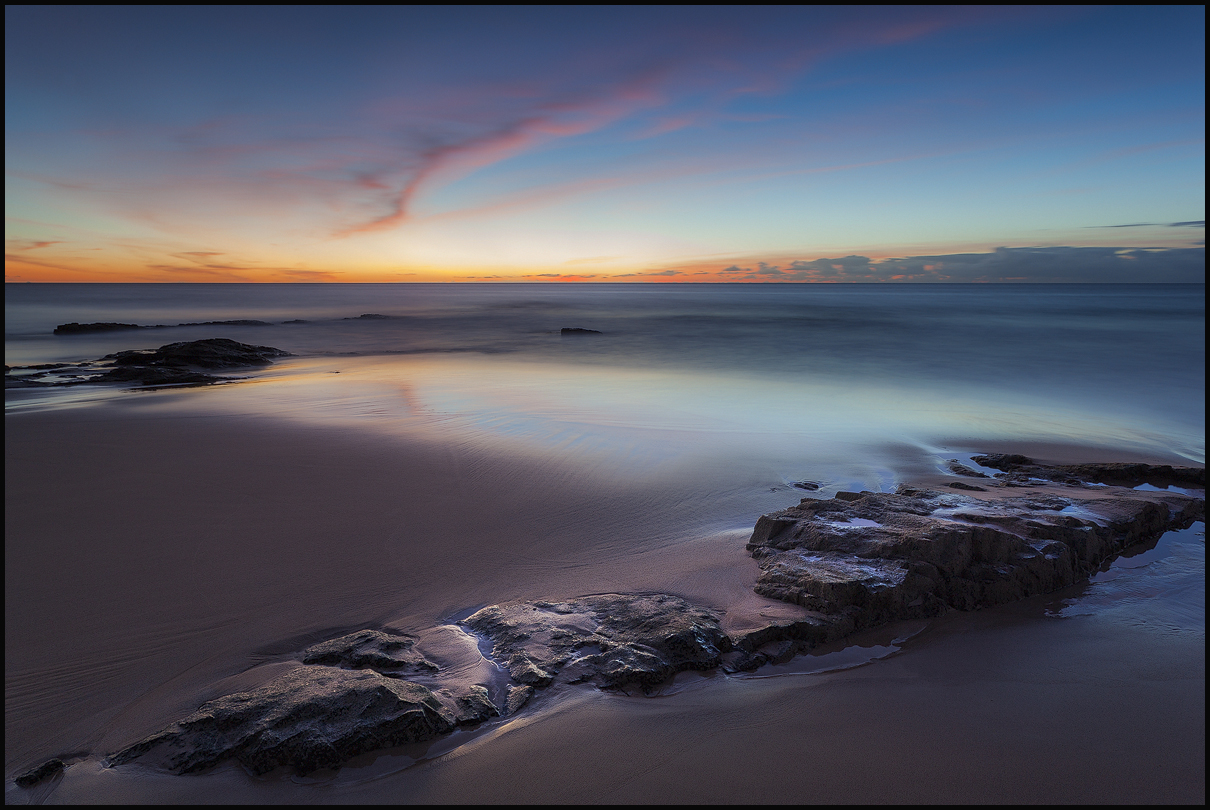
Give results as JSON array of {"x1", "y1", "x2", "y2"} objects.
[
  {"x1": 463, "y1": 593, "x2": 730, "y2": 690},
  {"x1": 560, "y1": 327, "x2": 602, "y2": 335}
]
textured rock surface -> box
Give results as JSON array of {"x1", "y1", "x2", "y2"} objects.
[
  {"x1": 746, "y1": 458, "x2": 1204, "y2": 635},
  {"x1": 972, "y1": 453, "x2": 1206, "y2": 488},
  {"x1": 300, "y1": 630, "x2": 438, "y2": 675},
  {"x1": 106, "y1": 667, "x2": 455, "y2": 776},
  {"x1": 463, "y1": 594, "x2": 730, "y2": 690}
]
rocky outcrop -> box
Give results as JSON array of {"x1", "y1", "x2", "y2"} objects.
[
  {"x1": 745, "y1": 459, "x2": 1204, "y2": 636},
  {"x1": 102, "y1": 338, "x2": 289, "y2": 370},
  {"x1": 85, "y1": 456, "x2": 1202, "y2": 782},
  {"x1": 105, "y1": 667, "x2": 457, "y2": 776},
  {"x1": 971, "y1": 453, "x2": 1205, "y2": 488},
  {"x1": 560, "y1": 327, "x2": 602, "y2": 335},
  {"x1": 104, "y1": 628, "x2": 497, "y2": 777},
  {"x1": 6, "y1": 338, "x2": 291, "y2": 389},
  {"x1": 463, "y1": 594, "x2": 730, "y2": 691},
  {"x1": 53, "y1": 322, "x2": 146, "y2": 335},
  {"x1": 54, "y1": 320, "x2": 272, "y2": 334}
]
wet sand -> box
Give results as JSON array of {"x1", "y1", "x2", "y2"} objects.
[{"x1": 5, "y1": 404, "x2": 1205, "y2": 804}]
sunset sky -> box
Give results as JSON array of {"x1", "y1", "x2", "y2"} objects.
[{"x1": 5, "y1": 5, "x2": 1205, "y2": 283}]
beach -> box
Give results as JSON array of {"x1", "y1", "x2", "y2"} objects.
[{"x1": 5, "y1": 283, "x2": 1205, "y2": 803}]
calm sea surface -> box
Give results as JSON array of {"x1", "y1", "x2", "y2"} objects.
[{"x1": 5, "y1": 283, "x2": 1205, "y2": 464}]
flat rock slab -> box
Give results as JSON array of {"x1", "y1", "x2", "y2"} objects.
[{"x1": 463, "y1": 594, "x2": 730, "y2": 690}]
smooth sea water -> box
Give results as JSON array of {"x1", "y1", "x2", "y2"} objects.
[{"x1": 5, "y1": 283, "x2": 1205, "y2": 465}]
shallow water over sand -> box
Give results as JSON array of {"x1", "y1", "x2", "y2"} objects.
[{"x1": 5, "y1": 283, "x2": 1205, "y2": 802}]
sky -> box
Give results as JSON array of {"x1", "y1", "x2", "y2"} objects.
[{"x1": 4, "y1": 5, "x2": 1205, "y2": 283}]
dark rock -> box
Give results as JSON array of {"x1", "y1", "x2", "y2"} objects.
[
  {"x1": 345, "y1": 314, "x2": 393, "y2": 320},
  {"x1": 301, "y1": 629, "x2": 438, "y2": 675},
  {"x1": 463, "y1": 594, "x2": 731, "y2": 691},
  {"x1": 505, "y1": 685, "x2": 534, "y2": 715},
  {"x1": 53, "y1": 322, "x2": 144, "y2": 335},
  {"x1": 971, "y1": 454, "x2": 1205, "y2": 488},
  {"x1": 560, "y1": 327, "x2": 602, "y2": 335},
  {"x1": 792, "y1": 481, "x2": 821, "y2": 491},
  {"x1": 452, "y1": 686, "x2": 500, "y2": 725},
  {"x1": 948, "y1": 460, "x2": 989, "y2": 478},
  {"x1": 282, "y1": 319, "x2": 310, "y2": 324},
  {"x1": 94, "y1": 367, "x2": 228, "y2": 386},
  {"x1": 103, "y1": 338, "x2": 290, "y2": 370},
  {"x1": 106, "y1": 667, "x2": 455, "y2": 776},
  {"x1": 948, "y1": 481, "x2": 987, "y2": 491},
  {"x1": 14, "y1": 758, "x2": 65, "y2": 787},
  {"x1": 747, "y1": 471, "x2": 1203, "y2": 627}
]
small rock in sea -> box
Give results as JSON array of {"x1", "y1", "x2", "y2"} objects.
[
  {"x1": 15, "y1": 758, "x2": 65, "y2": 788},
  {"x1": 947, "y1": 460, "x2": 989, "y2": 478},
  {"x1": 345, "y1": 313, "x2": 393, "y2": 320},
  {"x1": 53, "y1": 322, "x2": 143, "y2": 335},
  {"x1": 175, "y1": 320, "x2": 273, "y2": 327},
  {"x1": 102, "y1": 337, "x2": 290, "y2": 370},
  {"x1": 560, "y1": 327, "x2": 602, "y2": 335},
  {"x1": 792, "y1": 481, "x2": 821, "y2": 491}
]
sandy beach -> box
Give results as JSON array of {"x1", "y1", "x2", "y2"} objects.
[{"x1": 6, "y1": 400, "x2": 1204, "y2": 804}]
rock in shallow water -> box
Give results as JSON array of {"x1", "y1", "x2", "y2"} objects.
[
  {"x1": 5, "y1": 338, "x2": 292, "y2": 389},
  {"x1": 747, "y1": 464, "x2": 1204, "y2": 633}
]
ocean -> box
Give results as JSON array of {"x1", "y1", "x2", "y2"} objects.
[
  {"x1": 6, "y1": 282, "x2": 1205, "y2": 463},
  {"x1": 4, "y1": 282, "x2": 1205, "y2": 802}
]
